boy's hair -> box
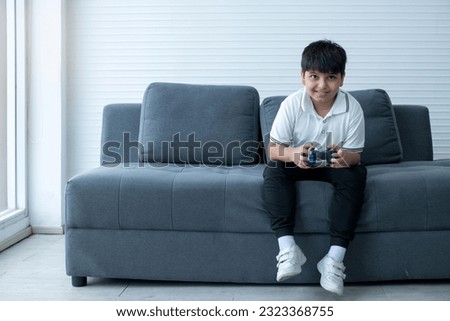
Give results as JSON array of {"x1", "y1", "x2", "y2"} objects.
[{"x1": 301, "y1": 40, "x2": 347, "y2": 75}]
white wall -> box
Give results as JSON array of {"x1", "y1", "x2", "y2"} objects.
[{"x1": 27, "y1": 0, "x2": 64, "y2": 232}]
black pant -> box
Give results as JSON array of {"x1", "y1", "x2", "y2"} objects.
[{"x1": 263, "y1": 161, "x2": 367, "y2": 248}]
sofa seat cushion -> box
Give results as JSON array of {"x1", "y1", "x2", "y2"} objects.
[
  {"x1": 138, "y1": 82, "x2": 261, "y2": 165},
  {"x1": 296, "y1": 162, "x2": 450, "y2": 234},
  {"x1": 66, "y1": 164, "x2": 271, "y2": 233},
  {"x1": 66, "y1": 162, "x2": 450, "y2": 235},
  {"x1": 358, "y1": 161, "x2": 450, "y2": 232}
]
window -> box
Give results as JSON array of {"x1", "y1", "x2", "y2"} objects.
[
  {"x1": 0, "y1": 0, "x2": 7, "y2": 213},
  {"x1": 0, "y1": 0, "x2": 29, "y2": 249}
]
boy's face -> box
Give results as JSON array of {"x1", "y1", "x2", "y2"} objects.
[{"x1": 301, "y1": 70, "x2": 345, "y2": 109}]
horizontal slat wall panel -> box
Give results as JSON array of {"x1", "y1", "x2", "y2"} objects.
[{"x1": 66, "y1": 0, "x2": 450, "y2": 177}]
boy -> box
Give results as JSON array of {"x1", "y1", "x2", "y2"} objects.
[{"x1": 263, "y1": 40, "x2": 367, "y2": 295}]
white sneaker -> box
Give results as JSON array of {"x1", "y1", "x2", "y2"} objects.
[
  {"x1": 276, "y1": 245, "x2": 307, "y2": 282},
  {"x1": 317, "y1": 255, "x2": 346, "y2": 295}
]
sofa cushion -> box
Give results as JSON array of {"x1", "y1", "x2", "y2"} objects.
[
  {"x1": 259, "y1": 96, "x2": 285, "y2": 162},
  {"x1": 66, "y1": 162, "x2": 450, "y2": 235},
  {"x1": 139, "y1": 82, "x2": 261, "y2": 165},
  {"x1": 359, "y1": 162, "x2": 450, "y2": 232},
  {"x1": 260, "y1": 89, "x2": 403, "y2": 165},
  {"x1": 66, "y1": 164, "x2": 272, "y2": 233},
  {"x1": 350, "y1": 89, "x2": 403, "y2": 165}
]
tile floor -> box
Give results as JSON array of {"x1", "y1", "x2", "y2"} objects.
[{"x1": 1, "y1": 234, "x2": 450, "y2": 301}]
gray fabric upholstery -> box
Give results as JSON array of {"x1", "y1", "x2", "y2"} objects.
[
  {"x1": 65, "y1": 84, "x2": 450, "y2": 286},
  {"x1": 100, "y1": 103, "x2": 142, "y2": 165},
  {"x1": 66, "y1": 161, "x2": 450, "y2": 235},
  {"x1": 138, "y1": 82, "x2": 261, "y2": 165},
  {"x1": 259, "y1": 96, "x2": 286, "y2": 162},
  {"x1": 350, "y1": 89, "x2": 403, "y2": 165},
  {"x1": 393, "y1": 105, "x2": 433, "y2": 161},
  {"x1": 361, "y1": 163, "x2": 450, "y2": 232},
  {"x1": 66, "y1": 164, "x2": 270, "y2": 233},
  {"x1": 66, "y1": 228, "x2": 450, "y2": 284}
]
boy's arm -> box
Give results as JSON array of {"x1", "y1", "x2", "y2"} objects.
[{"x1": 268, "y1": 142, "x2": 313, "y2": 169}]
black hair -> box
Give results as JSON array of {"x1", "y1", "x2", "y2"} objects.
[{"x1": 301, "y1": 40, "x2": 347, "y2": 75}]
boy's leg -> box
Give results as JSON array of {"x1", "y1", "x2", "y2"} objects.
[
  {"x1": 317, "y1": 164, "x2": 367, "y2": 295},
  {"x1": 326, "y1": 164, "x2": 367, "y2": 248},
  {"x1": 263, "y1": 161, "x2": 298, "y2": 238},
  {"x1": 263, "y1": 161, "x2": 312, "y2": 282}
]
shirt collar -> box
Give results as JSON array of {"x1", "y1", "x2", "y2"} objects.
[{"x1": 301, "y1": 89, "x2": 349, "y2": 116}]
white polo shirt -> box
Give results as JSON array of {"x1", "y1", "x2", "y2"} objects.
[{"x1": 270, "y1": 88, "x2": 365, "y2": 152}]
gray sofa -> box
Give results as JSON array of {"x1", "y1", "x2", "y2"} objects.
[{"x1": 65, "y1": 82, "x2": 450, "y2": 287}]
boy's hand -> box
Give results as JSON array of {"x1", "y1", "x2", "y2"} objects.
[
  {"x1": 329, "y1": 145, "x2": 361, "y2": 168},
  {"x1": 269, "y1": 142, "x2": 314, "y2": 169},
  {"x1": 292, "y1": 143, "x2": 314, "y2": 169}
]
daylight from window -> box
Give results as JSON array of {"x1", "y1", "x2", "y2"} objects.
[{"x1": 0, "y1": 0, "x2": 7, "y2": 213}]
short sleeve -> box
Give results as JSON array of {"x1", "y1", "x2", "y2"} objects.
[
  {"x1": 342, "y1": 101, "x2": 365, "y2": 152},
  {"x1": 270, "y1": 98, "x2": 296, "y2": 146}
]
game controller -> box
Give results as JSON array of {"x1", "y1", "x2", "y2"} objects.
[{"x1": 307, "y1": 148, "x2": 334, "y2": 167}]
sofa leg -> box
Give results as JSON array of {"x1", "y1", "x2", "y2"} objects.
[{"x1": 72, "y1": 276, "x2": 87, "y2": 287}]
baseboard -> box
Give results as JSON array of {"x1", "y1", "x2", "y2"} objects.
[
  {"x1": 31, "y1": 225, "x2": 65, "y2": 235},
  {"x1": 0, "y1": 226, "x2": 33, "y2": 252}
]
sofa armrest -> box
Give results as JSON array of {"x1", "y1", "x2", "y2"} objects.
[
  {"x1": 100, "y1": 103, "x2": 142, "y2": 165},
  {"x1": 393, "y1": 104, "x2": 433, "y2": 161}
]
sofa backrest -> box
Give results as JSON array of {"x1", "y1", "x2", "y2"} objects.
[
  {"x1": 260, "y1": 89, "x2": 433, "y2": 165},
  {"x1": 349, "y1": 89, "x2": 403, "y2": 164},
  {"x1": 392, "y1": 104, "x2": 433, "y2": 161},
  {"x1": 138, "y1": 82, "x2": 261, "y2": 165},
  {"x1": 101, "y1": 103, "x2": 142, "y2": 165},
  {"x1": 99, "y1": 86, "x2": 433, "y2": 167}
]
